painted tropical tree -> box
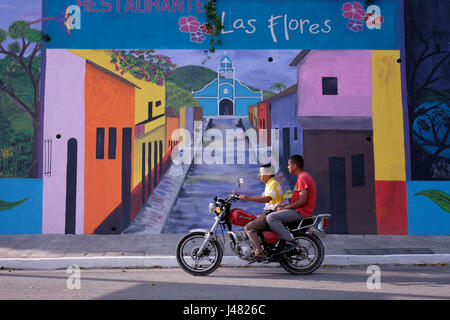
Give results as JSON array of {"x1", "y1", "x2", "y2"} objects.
[
  {"x1": 110, "y1": 49, "x2": 176, "y2": 86},
  {"x1": 270, "y1": 81, "x2": 287, "y2": 93},
  {"x1": 404, "y1": 0, "x2": 450, "y2": 179},
  {"x1": 0, "y1": 21, "x2": 42, "y2": 178}
]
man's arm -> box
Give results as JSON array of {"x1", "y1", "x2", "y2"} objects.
[
  {"x1": 277, "y1": 189, "x2": 308, "y2": 210},
  {"x1": 239, "y1": 195, "x2": 273, "y2": 203}
]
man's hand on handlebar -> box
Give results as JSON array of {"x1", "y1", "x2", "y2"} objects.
[{"x1": 238, "y1": 194, "x2": 248, "y2": 201}]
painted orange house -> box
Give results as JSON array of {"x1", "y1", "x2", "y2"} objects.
[
  {"x1": 249, "y1": 105, "x2": 258, "y2": 129},
  {"x1": 84, "y1": 61, "x2": 137, "y2": 234}
]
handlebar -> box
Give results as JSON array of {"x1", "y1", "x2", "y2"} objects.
[{"x1": 230, "y1": 194, "x2": 240, "y2": 201}]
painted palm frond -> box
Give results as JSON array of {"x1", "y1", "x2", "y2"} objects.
[
  {"x1": 414, "y1": 190, "x2": 450, "y2": 213},
  {"x1": 0, "y1": 197, "x2": 29, "y2": 211},
  {"x1": 270, "y1": 81, "x2": 287, "y2": 93}
]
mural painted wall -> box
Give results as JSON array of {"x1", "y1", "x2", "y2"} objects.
[
  {"x1": 0, "y1": 0, "x2": 448, "y2": 235},
  {"x1": 402, "y1": 0, "x2": 450, "y2": 235}
]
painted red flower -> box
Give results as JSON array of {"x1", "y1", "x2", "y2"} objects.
[
  {"x1": 178, "y1": 16, "x2": 200, "y2": 33},
  {"x1": 342, "y1": 2, "x2": 366, "y2": 21},
  {"x1": 364, "y1": 12, "x2": 384, "y2": 28},
  {"x1": 200, "y1": 23, "x2": 214, "y2": 35}
]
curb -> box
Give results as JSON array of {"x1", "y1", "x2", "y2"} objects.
[{"x1": 1, "y1": 254, "x2": 450, "y2": 270}]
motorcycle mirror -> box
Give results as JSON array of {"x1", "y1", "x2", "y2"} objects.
[{"x1": 238, "y1": 178, "x2": 244, "y2": 187}]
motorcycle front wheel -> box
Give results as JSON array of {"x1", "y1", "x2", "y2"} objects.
[
  {"x1": 176, "y1": 231, "x2": 223, "y2": 276},
  {"x1": 279, "y1": 234, "x2": 324, "y2": 275}
]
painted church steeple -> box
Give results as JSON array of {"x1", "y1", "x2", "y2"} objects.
[{"x1": 218, "y1": 56, "x2": 234, "y2": 83}]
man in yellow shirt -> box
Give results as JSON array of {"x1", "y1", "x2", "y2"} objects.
[{"x1": 239, "y1": 163, "x2": 284, "y2": 261}]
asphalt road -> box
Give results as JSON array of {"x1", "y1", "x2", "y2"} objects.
[{"x1": 0, "y1": 266, "x2": 449, "y2": 300}]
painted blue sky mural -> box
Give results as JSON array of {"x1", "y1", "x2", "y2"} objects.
[
  {"x1": 0, "y1": 0, "x2": 41, "y2": 29},
  {"x1": 157, "y1": 49, "x2": 299, "y2": 91}
]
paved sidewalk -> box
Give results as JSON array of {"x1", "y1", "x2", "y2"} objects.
[{"x1": 0, "y1": 234, "x2": 449, "y2": 269}]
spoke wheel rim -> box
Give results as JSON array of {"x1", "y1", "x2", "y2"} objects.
[
  {"x1": 180, "y1": 236, "x2": 218, "y2": 272},
  {"x1": 286, "y1": 237, "x2": 319, "y2": 269}
]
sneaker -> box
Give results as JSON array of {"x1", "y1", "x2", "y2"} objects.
[
  {"x1": 247, "y1": 256, "x2": 263, "y2": 264},
  {"x1": 284, "y1": 240, "x2": 296, "y2": 248},
  {"x1": 277, "y1": 239, "x2": 296, "y2": 250},
  {"x1": 279, "y1": 240, "x2": 297, "y2": 254}
]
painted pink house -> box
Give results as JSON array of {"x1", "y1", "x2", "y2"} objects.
[
  {"x1": 292, "y1": 50, "x2": 372, "y2": 118},
  {"x1": 289, "y1": 50, "x2": 376, "y2": 235}
]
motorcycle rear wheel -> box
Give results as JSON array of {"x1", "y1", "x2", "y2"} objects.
[
  {"x1": 176, "y1": 231, "x2": 223, "y2": 276},
  {"x1": 279, "y1": 234, "x2": 324, "y2": 275}
]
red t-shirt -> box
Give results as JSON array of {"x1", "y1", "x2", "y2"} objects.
[{"x1": 290, "y1": 172, "x2": 316, "y2": 218}]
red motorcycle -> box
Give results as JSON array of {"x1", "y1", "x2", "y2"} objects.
[{"x1": 176, "y1": 178, "x2": 331, "y2": 276}]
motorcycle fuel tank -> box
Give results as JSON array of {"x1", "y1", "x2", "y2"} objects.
[{"x1": 229, "y1": 208, "x2": 257, "y2": 226}]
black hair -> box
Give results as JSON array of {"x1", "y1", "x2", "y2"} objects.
[{"x1": 289, "y1": 155, "x2": 304, "y2": 169}]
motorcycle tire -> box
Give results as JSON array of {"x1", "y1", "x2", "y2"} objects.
[
  {"x1": 176, "y1": 231, "x2": 223, "y2": 276},
  {"x1": 279, "y1": 234, "x2": 325, "y2": 275}
]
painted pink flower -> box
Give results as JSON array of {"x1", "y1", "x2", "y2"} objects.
[
  {"x1": 342, "y1": 2, "x2": 366, "y2": 21},
  {"x1": 179, "y1": 16, "x2": 200, "y2": 33}
]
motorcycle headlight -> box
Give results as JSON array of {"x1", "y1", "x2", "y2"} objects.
[{"x1": 208, "y1": 202, "x2": 216, "y2": 214}]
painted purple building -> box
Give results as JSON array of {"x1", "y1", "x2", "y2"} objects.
[
  {"x1": 290, "y1": 50, "x2": 376, "y2": 234},
  {"x1": 270, "y1": 84, "x2": 302, "y2": 188},
  {"x1": 42, "y1": 50, "x2": 86, "y2": 234}
]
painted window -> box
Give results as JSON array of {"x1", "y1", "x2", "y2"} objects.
[
  {"x1": 294, "y1": 127, "x2": 298, "y2": 141},
  {"x1": 108, "y1": 128, "x2": 117, "y2": 159},
  {"x1": 322, "y1": 77, "x2": 338, "y2": 95},
  {"x1": 96, "y1": 127, "x2": 105, "y2": 159},
  {"x1": 351, "y1": 154, "x2": 366, "y2": 187}
]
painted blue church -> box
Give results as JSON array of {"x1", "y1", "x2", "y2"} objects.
[{"x1": 192, "y1": 56, "x2": 263, "y2": 116}]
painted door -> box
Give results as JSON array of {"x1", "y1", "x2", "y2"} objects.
[
  {"x1": 328, "y1": 157, "x2": 348, "y2": 234},
  {"x1": 219, "y1": 99, "x2": 234, "y2": 115},
  {"x1": 159, "y1": 140, "x2": 163, "y2": 180},
  {"x1": 154, "y1": 141, "x2": 158, "y2": 187},
  {"x1": 65, "y1": 138, "x2": 77, "y2": 234},
  {"x1": 148, "y1": 142, "x2": 152, "y2": 194},
  {"x1": 122, "y1": 128, "x2": 132, "y2": 231},
  {"x1": 282, "y1": 128, "x2": 296, "y2": 189},
  {"x1": 141, "y1": 143, "x2": 146, "y2": 206}
]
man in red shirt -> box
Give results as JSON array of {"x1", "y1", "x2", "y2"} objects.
[{"x1": 266, "y1": 154, "x2": 317, "y2": 248}]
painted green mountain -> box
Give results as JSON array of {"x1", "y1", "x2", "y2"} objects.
[
  {"x1": 166, "y1": 65, "x2": 217, "y2": 92},
  {"x1": 166, "y1": 81, "x2": 200, "y2": 113},
  {"x1": 415, "y1": 190, "x2": 450, "y2": 212}
]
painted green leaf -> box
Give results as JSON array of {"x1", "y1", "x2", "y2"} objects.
[
  {"x1": 0, "y1": 197, "x2": 29, "y2": 211},
  {"x1": 414, "y1": 190, "x2": 450, "y2": 213}
]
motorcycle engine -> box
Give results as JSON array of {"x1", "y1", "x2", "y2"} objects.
[{"x1": 235, "y1": 230, "x2": 255, "y2": 260}]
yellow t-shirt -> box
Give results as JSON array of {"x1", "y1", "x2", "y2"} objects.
[{"x1": 262, "y1": 177, "x2": 284, "y2": 210}]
